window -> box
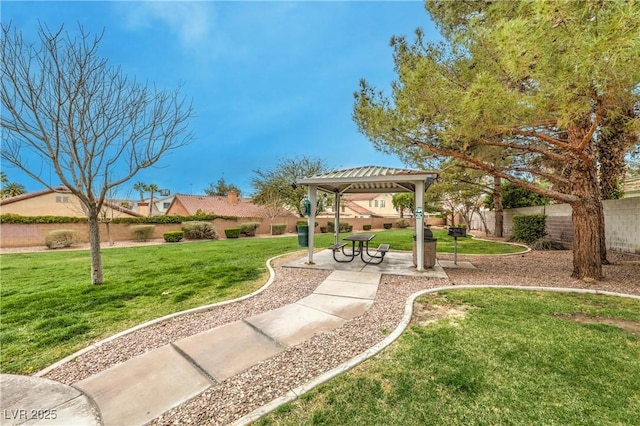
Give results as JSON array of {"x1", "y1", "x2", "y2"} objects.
[
  {"x1": 380, "y1": 200, "x2": 386, "y2": 208},
  {"x1": 55, "y1": 196, "x2": 69, "y2": 203},
  {"x1": 368, "y1": 200, "x2": 372, "y2": 207},
  {"x1": 163, "y1": 202, "x2": 171, "y2": 209},
  {"x1": 341, "y1": 205, "x2": 346, "y2": 212},
  {"x1": 374, "y1": 200, "x2": 379, "y2": 207}
]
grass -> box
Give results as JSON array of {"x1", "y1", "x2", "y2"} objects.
[
  {"x1": 352, "y1": 228, "x2": 525, "y2": 254},
  {"x1": 0, "y1": 229, "x2": 522, "y2": 374},
  {"x1": 257, "y1": 289, "x2": 640, "y2": 426}
]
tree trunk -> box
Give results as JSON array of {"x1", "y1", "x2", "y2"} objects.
[
  {"x1": 597, "y1": 201, "x2": 609, "y2": 265},
  {"x1": 493, "y1": 175, "x2": 503, "y2": 237},
  {"x1": 87, "y1": 212, "x2": 104, "y2": 285},
  {"x1": 570, "y1": 196, "x2": 603, "y2": 280}
]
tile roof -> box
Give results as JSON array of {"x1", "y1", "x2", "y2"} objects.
[
  {"x1": 343, "y1": 200, "x2": 379, "y2": 216},
  {"x1": 0, "y1": 186, "x2": 70, "y2": 205},
  {"x1": 171, "y1": 194, "x2": 297, "y2": 218}
]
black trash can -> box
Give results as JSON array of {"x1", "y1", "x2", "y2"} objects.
[
  {"x1": 297, "y1": 225, "x2": 309, "y2": 247},
  {"x1": 413, "y1": 233, "x2": 437, "y2": 268}
]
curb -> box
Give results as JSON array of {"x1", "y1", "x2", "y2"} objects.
[
  {"x1": 232, "y1": 285, "x2": 640, "y2": 425},
  {"x1": 35, "y1": 253, "x2": 287, "y2": 377}
]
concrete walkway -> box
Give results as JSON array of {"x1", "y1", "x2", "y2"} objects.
[{"x1": 2, "y1": 270, "x2": 382, "y2": 426}]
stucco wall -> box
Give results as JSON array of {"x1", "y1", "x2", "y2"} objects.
[
  {"x1": 1, "y1": 192, "x2": 135, "y2": 219},
  {"x1": 0, "y1": 216, "x2": 446, "y2": 248},
  {"x1": 471, "y1": 198, "x2": 640, "y2": 254}
]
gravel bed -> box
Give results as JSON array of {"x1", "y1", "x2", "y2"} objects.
[
  {"x1": 44, "y1": 253, "x2": 332, "y2": 384},
  {"x1": 41, "y1": 249, "x2": 640, "y2": 425}
]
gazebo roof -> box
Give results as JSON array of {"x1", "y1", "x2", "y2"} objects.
[{"x1": 297, "y1": 165, "x2": 438, "y2": 194}]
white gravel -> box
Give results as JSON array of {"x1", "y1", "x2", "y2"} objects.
[{"x1": 41, "y1": 249, "x2": 640, "y2": 425}]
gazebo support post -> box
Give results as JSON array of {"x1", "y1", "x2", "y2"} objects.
[
  {"x1": 306, "y1": 185, "x2": 317, "y2": 265},
  {"x1": 415, "y1": 180, "x2": 425, "y2": 271},
  {"x1": 334, "y1": 191, "x2": 340, "y2": 245}
]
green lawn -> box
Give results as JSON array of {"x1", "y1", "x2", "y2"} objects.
[
  {"x1": 349, "y1": 229, "x2": 525, "y2": 254},
  {"x1": 0, "y1": 230, "x2": 522, "y2": 374},
  {"x1": 257, "y1": 289, "x2": 640, "y2": 426}
]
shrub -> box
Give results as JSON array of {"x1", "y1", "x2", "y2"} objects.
[
  {"x1": 130, "y1": 225, "x2": 155, "y2": 242},
  {"x1": 320, "y1": 226, "x2": 328, "y2": 233},
  {"x1": 383, "y1": 222, "x2": 393, "y2": 229},
  {"x1": 512, "y1": 214, "x2": 546, "y2": 244},
  {"x1": 271, "y1": 223, "x2": 287, "y2": 235},
  {"x1": 1, "y1": 214, "x2": 87, "y2": 224},
  {"x1": 44, "y1": 229, "x2": 80, "y2": 249},
  {"x1": 163, "y1": 231, "x2": 183, "y2": 243},
  {"x1": 112, "y1": 213, "x2": 237, "y2": 224},
  {"x1": 531, "y1": 237, "x2": 566, "y2": 251},
  {"x1": 181, "y1": 221, "x2": 218, "y2": 240},
  {"x1": 396, "y1": 219, "x2": 410, "y2": 228},
  {"x1": 296, "y1": 220, "x2": 318, "y2": 228},
  {"x1": 224, "y1": 228, "x2": 241, "y2": 238},
  {"x1": 240, "y1": 222, "x2": 261, "y2": 236},
  {"x1": 363, "y1": 224, "x2": 372, "y2": 231},
  {"x1": 327, "y1": 221, "x2": 352, "y2": 233}
]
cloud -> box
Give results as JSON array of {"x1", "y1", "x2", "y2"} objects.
[{"x1": 116, "y1": 1, "x2": 213, "y2": 48}]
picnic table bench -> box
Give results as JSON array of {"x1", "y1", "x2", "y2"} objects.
[{"x1": 330, "y1": 234, "x2": 389, "y2": 264}]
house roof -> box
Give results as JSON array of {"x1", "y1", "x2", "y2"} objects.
[
  {"x1": 0, "y1": 186, "x2": 143, "y2": 217},
  {"x1": 343, "y1": 200, "x2": 380, "y2": 217},
  {"x1": 297, "y1": 165, "x2": 438, "y2": 194},
  {"x1": 0, "y1": 186, "x2": 70, "y2": 205},
  {"x1": 169, "y1": 194, "x2": 296, "y2": 218}
]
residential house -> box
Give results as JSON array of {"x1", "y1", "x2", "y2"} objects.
[
  {"x1": 134, "y1": 194, "x2": 176, "y2": 216},
  {"x1": 0, "y1": 186, "x2": 142, "y2": 219},
  {"x1": 623, "y1": 176, "x2": 640, "y2": 198},
  {"x1": 322, "y1": 193, "x2": 398, "y2": 218},
  {"x1": 165, "y1": 191, "x2": 296, "y2": 219}
]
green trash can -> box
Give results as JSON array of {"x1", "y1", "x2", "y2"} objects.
[{"x1": 297, "y1": 225, "x2": 309, "y2": 247}]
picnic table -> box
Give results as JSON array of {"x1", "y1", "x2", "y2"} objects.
[{"x1": 330, "y1": 233, "x2": 389, "y2": 264}]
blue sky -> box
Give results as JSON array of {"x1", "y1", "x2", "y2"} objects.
[{"x1": 2, "y1": 1, "x2": 439, "y2": 198}]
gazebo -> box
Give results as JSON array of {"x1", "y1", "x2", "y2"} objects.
[{"x1": 297, "y1": 165, "x2": 438, "y2": 271}]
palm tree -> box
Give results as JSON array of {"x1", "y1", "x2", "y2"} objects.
[
  {"x1": 0, "y1": 172, "x2": 26, "y2": 198},
  {"x1": 146, "y1": 183, "x2": 159, "y2": 217},
  {"x1": 133, "y1": 181, "x2": 148, "y2": 201}
]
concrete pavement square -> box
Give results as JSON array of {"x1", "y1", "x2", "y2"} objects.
[
  {"x1": 314, "y1": 279, "x2": 379, "y2": 299},
  {"x1": 74, "y1": 345, "x2": 210, "y2": 426},
  {"x1": 173, "y1": 320, "x2": 284, "y2": 381},
  {"x1": 438, "y1": 260, "x2": 476, "y2": 269},
  {"x1": 326, "y1": 270, "x2": 381, "y2": 285},
  {"x1": 297, "y1": 293, "x2": 373, "y2": 320},
  {"x1": 1, "y1": 374, "x2": 100, "y2": 426},
  {"x1": 245, "y1": 304, "x2": 346, "y2": 347}
]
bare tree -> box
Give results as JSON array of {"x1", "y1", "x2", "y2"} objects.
[{"x1": 1, "y1": 24, "x2": 194, "y2": 284}]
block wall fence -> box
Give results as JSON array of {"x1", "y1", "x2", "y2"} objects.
[
  {"x1": 470, "y1": 197, "x2": 640, "y2": 255},
  {"x1": 0, "y1": 216, "x2": 446, "y2": 249}
]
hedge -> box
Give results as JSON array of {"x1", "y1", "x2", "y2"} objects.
[
  {"x1": 240, "y1": 222, "x2": 260, "y2": 236},
  {"x1": 0, "y1": 213, "x2": 238, "y2": 224},
  {"x1": 1, "y1": 214, "x2": 87, "y2": 224},
  {"x1": 163, "y1": 231, "x2": 184, "y2": 243},
  {"x1": 224, "y1": 228, "x2": 241, "y2": 238},
  {"x1": 113, "y1": 214, "x2": 237, "y2": 224},
  {"x1": 271, "y1": 223, "x2": 287, "y2": 235},
  {"x1": 512, "y1": 214, "x2": 547, "y2": 244}
]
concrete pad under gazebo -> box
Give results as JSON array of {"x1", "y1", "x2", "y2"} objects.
[{"x1": 296, "y1": 165, "x2": 439, "y2": 272}]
